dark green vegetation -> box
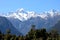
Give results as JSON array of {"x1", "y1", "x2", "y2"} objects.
[{"x1": 0, "y1": 25, "x2": 60, "y2": 40}]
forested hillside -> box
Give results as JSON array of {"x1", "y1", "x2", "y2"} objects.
[{"x1": 0, "y1": 25, "x2": 60, "y2": 40}]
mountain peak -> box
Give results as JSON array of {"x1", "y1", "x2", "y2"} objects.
[
  {"x1": 17, "y1": 8, "x2": 24, "y2": 12},
  {"x1": 16, "y1": 8, "x2": 27, "y2": 14},
  {"x1": 50, "y1": 9, "x2": 56, "y2": 12}
]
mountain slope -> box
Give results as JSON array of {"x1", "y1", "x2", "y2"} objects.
[
  {"x1": 51, "y1": 21, "x2": 60, "y2": 33},
  {"x1": 0, "y1": 16, "x2": 22, "y2": 35}
]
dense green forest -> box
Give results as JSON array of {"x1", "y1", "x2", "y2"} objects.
[{"x1": 0, "y1": 25, "x2": 60, "y2": 40}]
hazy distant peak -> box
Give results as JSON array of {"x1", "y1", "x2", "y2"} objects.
[{"x1": 16, "y1": 8, "x2": 27, "y2": 14}]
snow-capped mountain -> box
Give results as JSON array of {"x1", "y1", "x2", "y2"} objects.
[
  {"x1": 5, "y1": 8, "x2": 60, "y2": 21},
  {"x1": 1, "y1": 8, "x2": 60, "y2": 35}
]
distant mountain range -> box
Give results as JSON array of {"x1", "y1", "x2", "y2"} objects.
[{"x1": 0, "y1": 8, "x2": 60, "y2": 35}]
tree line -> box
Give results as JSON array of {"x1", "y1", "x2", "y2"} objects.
[{"x1": 0, "y1": 25, "x2": 60, "y2": 40}]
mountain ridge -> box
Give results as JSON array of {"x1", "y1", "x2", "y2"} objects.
[
  {"x1": 2, "y1": 8, "x2": 60, "y2": 21},
  {"x1": 0, "y1": 16, "x2": 22, "y2": 35}
]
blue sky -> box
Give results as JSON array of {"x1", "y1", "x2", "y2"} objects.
[{"x1": 0, "y1": 0, "x2": 60, "y2": 14}]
